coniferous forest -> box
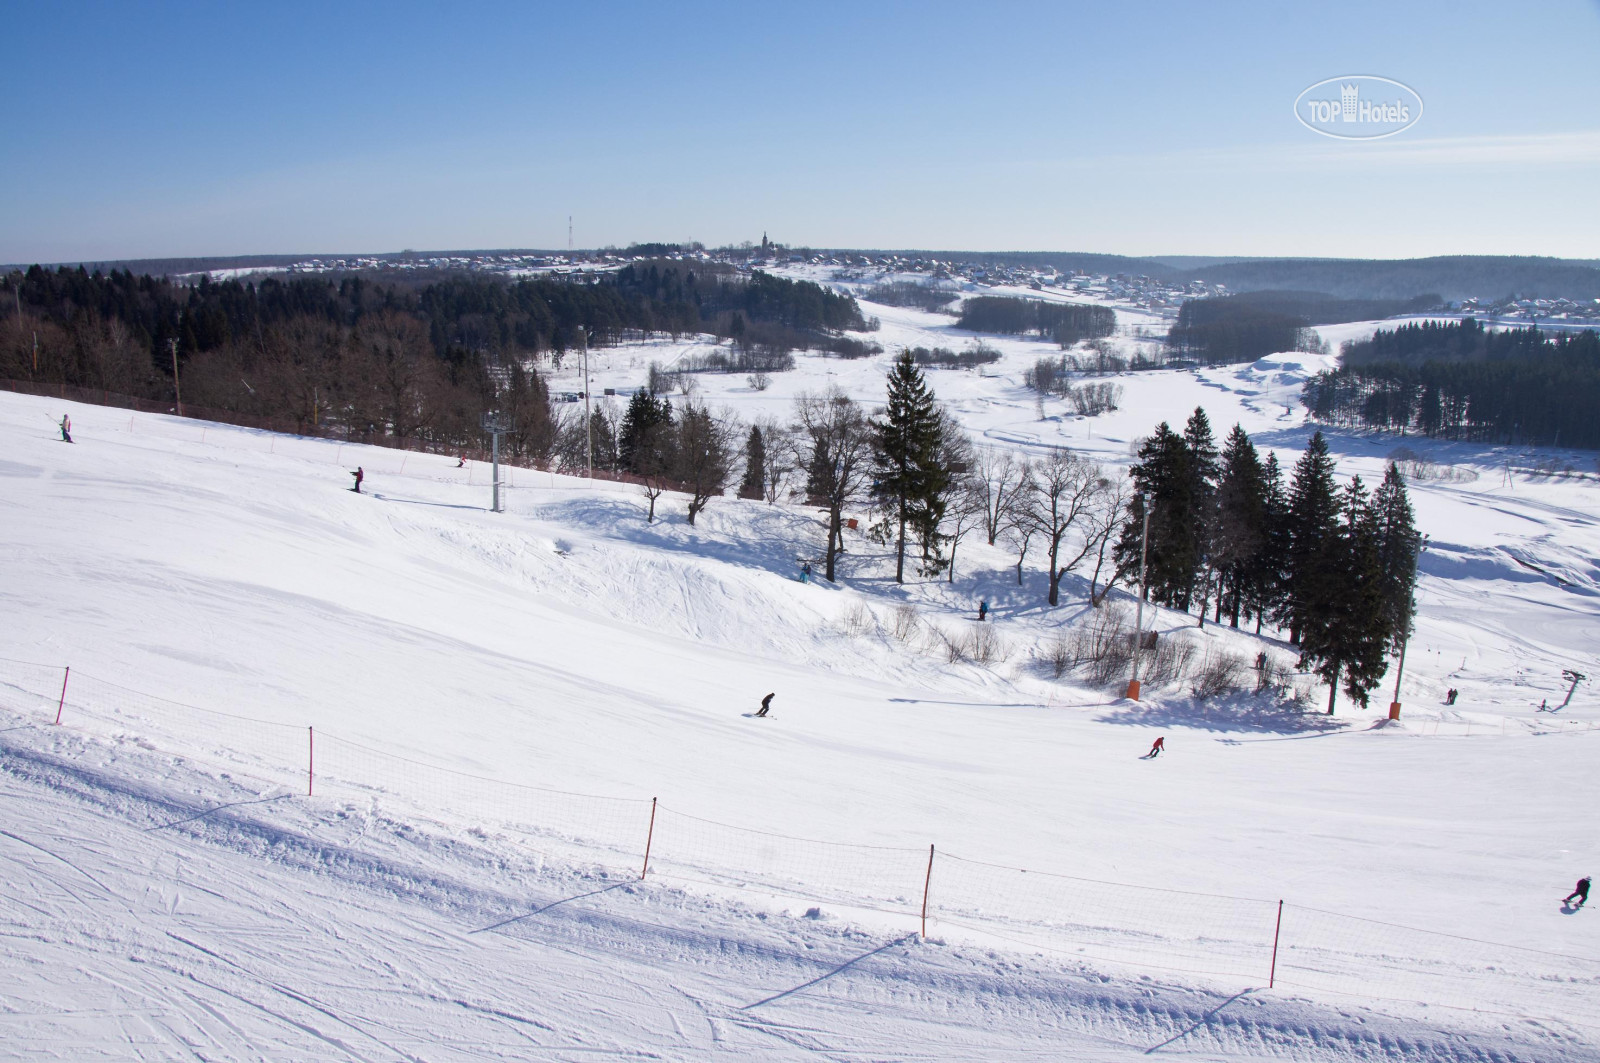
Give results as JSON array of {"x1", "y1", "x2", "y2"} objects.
[
  {"x1": 954, "y1": 296, "x2": 1116, "y2": 347},
  {"x1": 1111, "y1": 412, "x2": 1420, "y2": 713},
  {"x1": 1303, "y1": 319, "x2": 1600, "y2": 447},
  {"x1": 0, "y1": 262, "x2": 864, "y2": 459}
]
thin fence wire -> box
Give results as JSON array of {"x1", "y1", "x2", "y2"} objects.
[
  {"x1": 0, "y1": 655, "x2": 1594, "y2": 1026},
  {"x1": 649, "y1": 805, "x2": 929, "y2": 918},
  {"x1": 929, "y1": 852, "x2": 1279, "y2": 985}
]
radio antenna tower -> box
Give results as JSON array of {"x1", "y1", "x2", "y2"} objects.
[{"x1": 568, "y1": 216, "x2": 573, "y2": 252}]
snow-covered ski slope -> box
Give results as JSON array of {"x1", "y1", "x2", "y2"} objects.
[{"x1": 2, "y1": 283, "x2": 1599, "y2": 1060}]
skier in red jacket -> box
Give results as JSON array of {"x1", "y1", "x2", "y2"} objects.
[
  {"x1": 350, "y1": 466, "x2": 364, "y2": 493},
  {"x1": 1146, "y1": 736, "x2": 1165, "y2": 758}
]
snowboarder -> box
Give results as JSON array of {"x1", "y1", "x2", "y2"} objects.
[
  {"x1": 977, "y1": 600, "x2": 989, "y2": 622},
  {"x1": 350, "y1": 466, "x2": 364, "y2": 493},
  {"x1": 1565, "y1": 876, "x2": 1591, "y2": 907},
  {"x1": 757, "y1": 692, "x2": 774, "y2": 717},
  {"x1": 1146, "y1": 736, "x2": 1165, "y2": 758},
  {"x1": 799, "y1": 562, "x2": 811, "y2": 584},
  {"x1": 59, "y1": 414, "x2": 73, "y2": 443}
]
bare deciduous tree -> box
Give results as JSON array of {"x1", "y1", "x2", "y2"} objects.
[
  {"x1": 1023, "y1": 448, "x2": 1111, "y2": 607},
  {"x1": 793, "y1": 387, "x2": 872, "y2": 582}
]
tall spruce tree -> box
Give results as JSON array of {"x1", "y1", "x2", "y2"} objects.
[
  {"x1": 1252, "y1": 451, "x2": 1290, "y2": 634},
  {"x1": 619, "y1": 389, "x2": 674, "y2": 476},
  {"x1": 1181, "y1": 407, "x2": 1221, "y2": 624},
  {"x1": 1115, "y1": 422, "x2": 1193, "y2": 605},
  {"x1": 1371, "y1": 462, "x2": 1421, "y2": 655},
  {"x1": 1212, "y1": 425, "x2": 1267, "y2": 628},
  {"x1": 1277, "y1": 431, "x2": 1342, "y2": 647},
  {"x1": 1301, "y1": 477, "x2": 1390, "y2": 713},
  {"x1": 872, "y1": 350, "x2": 946, "y2": 583},
  {"x1": 739, "y1": 425, "x2": 766, "y2": 500}
]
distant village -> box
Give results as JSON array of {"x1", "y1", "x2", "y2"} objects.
[{"x1": 200, "y1": 241, "x2": 1600, "y2": 327}]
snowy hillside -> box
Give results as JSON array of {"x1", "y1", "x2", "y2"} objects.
[{"x1": 3, "y1": 288, "x2": 1599, "y2": 1060}]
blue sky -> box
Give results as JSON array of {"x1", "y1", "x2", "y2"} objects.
[{"x1": 3, "y1": 0, "x2": 1598, "y2": 263}]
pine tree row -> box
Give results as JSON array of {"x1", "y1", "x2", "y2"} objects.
[{"x1": 1114, "y1": 410, "x2": 1421, "y2": 712}]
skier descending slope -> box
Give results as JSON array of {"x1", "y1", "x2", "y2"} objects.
[
  {"x1": 1565, "y1": 876, "x2": 1591, "y2": 908},
  {"x1": 1144, "y1": 736, "x2": 1165, "y2": 759},
  {"x1": 58, "y1": 414, "x2": 72, "y2": 443},
  {"x1": 756, "y1": 693, "x2": 774, "y2": 717},
  {"x1": 350, "y1": 466, "x2": 364, "y2": 493}
]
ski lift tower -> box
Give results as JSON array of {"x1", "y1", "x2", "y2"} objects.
[{"x1": 481, "y1": 411, "x2": 511, "y2": 513}]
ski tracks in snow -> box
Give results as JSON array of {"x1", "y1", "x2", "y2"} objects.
[{"x1": 3, "y1": 719, "x2": 1596, "y2": 1062}]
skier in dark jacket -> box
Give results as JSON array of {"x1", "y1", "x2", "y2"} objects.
[
  {"x1": 757, "y1": 692, "x2": 774, "y2": 717},
  {"x1": 350, "y1": 466, "x2": 364, "y2": 493},
  {"x1": 977, "y1": 600, "x2": 988, "y2": 622},
  {"x1": 1565, "y1": 876, "x2": 1591, "y2": 906}
]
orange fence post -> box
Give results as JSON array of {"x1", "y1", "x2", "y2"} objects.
[
  {"x1": 1269, "y1": 899, "x2": 1283, "y2": 988},
  {"x1": 641, "y1": 797, "x2": 657, "y2": 880},
  {"x1": 54, "y1": 666, "x2": 69, "y2": 725},
  {"x1": 921, "y1": 844, "x2": 935, "y2": 938}
]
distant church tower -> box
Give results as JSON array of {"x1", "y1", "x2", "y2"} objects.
[{"x1": 761, "y1": 231, "x2": 770, "y2": 251}]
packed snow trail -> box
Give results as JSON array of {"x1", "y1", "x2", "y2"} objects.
[{"x1": 3, "y1": 716, "x2": 1593, "y2": 1062}]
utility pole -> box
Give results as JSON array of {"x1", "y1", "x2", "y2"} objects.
[
  {"x1": 170, "y1": 338, "x2": 183, "y2": 416},
  {"x1": 582, "y1": 327, "x2": 593, "y2": 479},
  {"x1": 1125, "y1": 493, "x2": 1151, "y2": 701},
  {"x1": 481, "y1": 412, "x2": 510, "y2": 513},
  {"x1": 1387, "y1": 534, "x2": 1428, "y2": 719}
]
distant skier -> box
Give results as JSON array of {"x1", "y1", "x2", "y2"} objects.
[
  {"x1": 799, "y1": 562, "x2": 811, "y2": 584},
  {"x1": 1445, "y1": 688, "x2": 1458, "y2": 705},
  {"x1": 350, "y1": 466, "x2": 364, "y2": 493},
  {"x1": 1565, "y1": 876, "x2": 1591, "y2": 907},
  {"x1": 756, "y1": 692, "x2": 774, "y2": 717},
  {"x1": 1146, "y1": 736, "x2": 1165, "y2": 758},
  {"x1": 977, "y1": 600, "x2": 989, "y2": 622},
  {"x1": 456, "y1": 454, "x2": 467, "y2": 468},
  {"x1": 59, "y1": 414, "x2": 73, "y2": 443}
]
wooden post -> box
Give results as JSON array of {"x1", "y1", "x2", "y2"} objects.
[
  {"x1": 641, "y1": 797, "x2": 657, "y2": 880},
  {"x1": 54, "y1": 667, "x2": 69, "y2": 725},
  {"x1": 920, "y1": 844, "x2": 935, "y2": 939},
  {"x1": 1269, "y1": 899, "x2": 1283, "y2": 988},
  {"x1": 307, "y1": 726, "x2": 314, "y2": 796}
]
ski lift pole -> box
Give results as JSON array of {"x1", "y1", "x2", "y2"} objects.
[
  {"x1": 481, "y1": 412, "x2": 510, "y2": 513},
  {"x1": 1388, "y1": 534, "x2": 1428, "y2": 720}
]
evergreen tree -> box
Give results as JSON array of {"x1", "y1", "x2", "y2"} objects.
[
  {"x1": 1212, "y1": 425, "x2": 1266, "y2": 628},
  {"x1": 1181, "y1": 407, "x2": 1221, "y2": 624},
  {"x1": 1301, "y1": 477, "x2": 1390, "y2": 713},
  {"x1": 675, "y1": 400, "x2": 732, "y2": 526},
  {"x1": 1113, "y1": 420, "x2": 1198, "y2": 608},
  {"x1": 871, "y1": 350, "x2": 947, "y2": 583},
  {"x1": 1371, "y1": 462, "x2": 1421, "y2": 655},
  {"x1": 1251, "y1": 451, "x2": 1289, "y2": 634},
  {"x1": 739, "y1": 425, "x2": 766, "y2": 500},
  {"x1": 1276, "y1": 431, "x2": 1342, "y2": 647},
  {"x1": 619, "y1": 389, "x2": 674, "y2": 476}
]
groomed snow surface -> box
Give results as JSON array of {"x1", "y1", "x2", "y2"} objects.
[{"x1": 3, "y1": 292, "x2": 1599, "y2": 1060}]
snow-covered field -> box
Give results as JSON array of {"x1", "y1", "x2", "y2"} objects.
[{"x1": 3, "y1": 286, "x2": 1599, "y2": 1060}]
